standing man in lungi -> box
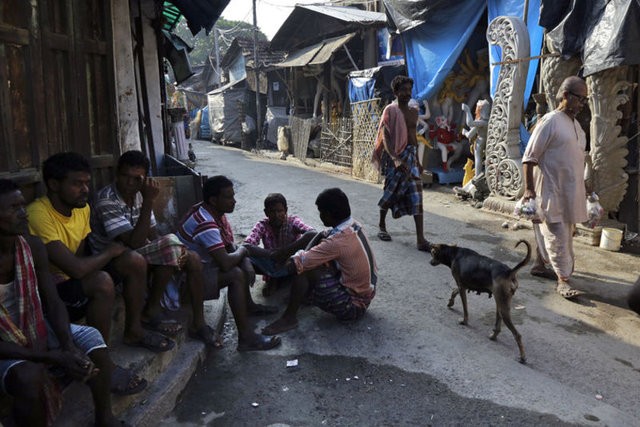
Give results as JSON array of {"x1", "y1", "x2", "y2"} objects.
[
  {"x1": 522, "y1": 76, "x2": 591, "y2": 300},
  {"x1": 372, "y1": 75, "x2": 430, "y2": 251},
  {"x1": 90, "y1": 150, "x2": 218, "y2": 346}
]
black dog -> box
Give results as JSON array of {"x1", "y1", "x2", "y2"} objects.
[{"x1": 429, "y1": 240, "x2": 531, "y2": 363}]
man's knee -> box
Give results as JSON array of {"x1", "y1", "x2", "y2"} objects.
[
  {"x1": 5, "y1": 362, "x2": 46, "y2": 401},
  {"x1": 114, "y1": 249, "x2": 147, "y2": 275},
  {"x1": 83, "y1": 270, "x2": 115, "y2": 300},
  {"x1": 185, "y1": 250, "x2": 203, "y2": 273},
  {"x1": 222, "y1": 267, "x2": 244, "y2": 289}
]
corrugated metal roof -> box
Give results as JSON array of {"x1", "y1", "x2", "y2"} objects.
[
  {"x1": 276, "y1": 33, "x2": 355, "y2": 68},
  {"x1": 309, "y1": 33, "x2": 356, "y2": 65},
  {"x1": 220, "y1": 37, "x2": 287, "y2": 69},
  {"x1": 270, "y1": 5, "x2": 386, "y2": 51},
  {"x1": 299, "y1": 5, "x2": 386, "y2": 24}
]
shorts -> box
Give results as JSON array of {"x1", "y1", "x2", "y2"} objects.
[
  {"x1": 249, "y1": 256, "x2": 291, "y2": 278},
  {"x1": 0, "y1": 322, "x2": 106, "y2": 394},
  {"x1": 56, "y1": 278, "x2": 89, "y2": 322},
  {"x1": 311, "y1": 267, "x2": 373, "y2": 321}
]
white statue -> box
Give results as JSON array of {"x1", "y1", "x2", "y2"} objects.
[{"x1": 461, "y1": 99, "x2": 491, "y2": 176}]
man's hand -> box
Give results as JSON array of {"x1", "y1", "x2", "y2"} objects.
[
  {"x1": 141, "y1": 177, "x2": 160, "y2": 202},
  {"x1": 106, "y1": 241, "x2": 127, "y2": 259},
  {"x1": 395, "y1": 160, "x2": 409, "y2": 175},
  {"x1": 49, "y1": 348, "x2": 98, "y2": 382},
  {"x1": 523, "y1": 189, "x2": 536, "y2": 201}
]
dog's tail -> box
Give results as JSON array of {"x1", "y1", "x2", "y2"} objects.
[{"x1": 510, "y1": 240, "x2": 531, "y2": 276}]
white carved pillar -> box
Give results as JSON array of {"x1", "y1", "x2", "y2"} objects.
[
  {"x1": 586, "y1": 66, "x2": 631, "y2": 212},
  {"x1": 483, "y1": 16, "x2": 529, "y2": 210}
]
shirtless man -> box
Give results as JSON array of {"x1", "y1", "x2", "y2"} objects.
[{"x1": 372, "y1": 75, "x2": 429, "y2": 251}]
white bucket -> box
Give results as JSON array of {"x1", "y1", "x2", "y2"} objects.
[{"x1": 599, "y1": 227, "x2": 623, "y2": 251}]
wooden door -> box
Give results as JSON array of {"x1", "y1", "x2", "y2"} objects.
[{"x1": 0, "y1": 0, "x2": 116, "y2": 198}]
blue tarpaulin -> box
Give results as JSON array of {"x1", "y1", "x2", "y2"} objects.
[
  {"x1": 349, "y1": 77, "x2": 376, "y2": 103},
  {"x1": 398, "y1": 0, "x2": 543, "y2": 109}
]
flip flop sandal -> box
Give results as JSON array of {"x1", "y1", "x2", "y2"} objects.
[
  {"x1": 377, "y1": 230, "x2": 392, "y2": 241},
  {"x1": 125, "y1": 331, "x2": 175, "y2": 353},
  {"x1": 237, "y1": 335, "x2": 282, "y2": 352},
  {"x1": 189, "y1": 325, "x2": 222, "y2": 348},
  {"x1": 110, "y1": 365, "x2": 148, "y2": 396},
  {"x1": 141, "y1": 318, "x2": 183, "y2": 337},
  {"x1": 556, "y1": 282, "x2": 584, "y2": 300}
]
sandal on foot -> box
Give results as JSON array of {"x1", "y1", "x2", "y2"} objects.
[
  {"x1": 125, "y1": 331, "x2": 175, "y2": 353},
  {"x1": 237, "y1": 335, "x2": 282, "y2": 352},
  {"x1": 262, "y1": 318, "x2": 299, "y2": 336},
  {"x1": 141, "y1": 317, "x2": 183, "y2": 337},
  {"x1": 248, "y1": 303, "x2": 279, "y2": 316},
  {"x1": 189, "y1": 325, "x2": 222, "y2": 348},
  {"x1": 377, "y1": 230, "x2": 392, "y2": 241},
  {"x1": 110, "y1": 365, "x2": 147, "y2": 396},
  {"x1": 556, "y1": 281, "x2": 584, "y2": 300},
  {"x1": 530, "y1": 267, "x2": 557, "y2": 281}
]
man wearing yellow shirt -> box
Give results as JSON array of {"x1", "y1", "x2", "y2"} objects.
[{"x1": 27, "y1": 153, "x2": 170, "y2": 393}]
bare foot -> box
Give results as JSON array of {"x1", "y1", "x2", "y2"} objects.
[{"x1": 262, "y1": 316, "x2": 299, "y2": 335}]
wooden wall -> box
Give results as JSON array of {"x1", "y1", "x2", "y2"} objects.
[{"x1": 0, "y1": 0, "x2": 117, "y2": 200}]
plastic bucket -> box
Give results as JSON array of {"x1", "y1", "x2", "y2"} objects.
[{"x1": 599, "y1": 227, "x2": 623, "y2": 251}]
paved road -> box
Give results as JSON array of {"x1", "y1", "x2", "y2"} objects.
[{"x1": 163, "y1": 141, "x2": 640, "y2": 426}]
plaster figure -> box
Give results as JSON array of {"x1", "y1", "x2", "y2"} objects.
[{"x1": 461, "y1": 99, "x2": 491, "y2": 176}]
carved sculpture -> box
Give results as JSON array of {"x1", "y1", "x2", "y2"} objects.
[
  {"x1": 586, "y1": 66, "x2": 631, "y2": 212},
  {"x1": 461, "y1": 100, "x2": 491, "y2": 176},
  {"x1": 484, "y1": 16, "x2": 529, "y2": 201},
  {"x1": 540, "y1": 38, "x2": 582, "y2": 112}
]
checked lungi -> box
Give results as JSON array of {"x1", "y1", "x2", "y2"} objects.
[
  {"x1": 311, "y1": 265, "x2": 375, "y2": 321},
  {"x1": 136, "y1": 233, "x2": 186, "y2": 267},
  {"x1": 378, "y1": 144, "x2": 423, "y2": 219}
]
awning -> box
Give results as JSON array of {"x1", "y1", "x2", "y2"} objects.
[
  {"x1": 161, "y1": 30, "x2": 194, "y2": 84},
  {"x1": 162, "y1": 0, "x2": 230, "y2": 36},
  {"x1": 276, "y1": 33, "x2": 356, "y2": 68},
  {"x1": 207, "y1": 77, "x2": 246, "y2": 95}
]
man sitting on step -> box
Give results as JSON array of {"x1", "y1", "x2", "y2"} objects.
[{"x1": 0, "y1": 179, "x2": 129, "y2": 427}]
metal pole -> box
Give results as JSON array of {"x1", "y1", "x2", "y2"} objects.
[
  {"x1": 252, "y1": 0, "x2": 261, "y2": 149},
  {"x1": 523, "y1": 0, "x2": 529, "y2": 25},
  {"x1": 213, "y1": 25, "x2": 221, "y2": 87}
]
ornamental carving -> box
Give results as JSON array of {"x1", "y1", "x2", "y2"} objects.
[
  {"x1": 484, "y1": 16, "x2": 529, "y2": 200},
  {"x1": 586, "y1": 66, "x2": 631, "y2": 212}
]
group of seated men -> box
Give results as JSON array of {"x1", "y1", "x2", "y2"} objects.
[{"x1": 0, "y1": 150, "x2": 378, "y2": 426}]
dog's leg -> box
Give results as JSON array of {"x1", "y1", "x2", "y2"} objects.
[
  {"x1": 458, "y1": 287, "x2": 469, "y2": 325},
  {"x1": 448, "y1": 288, "x2": 459, "y2": 308},
  {"x1": 493, "y1": 289, "x2": 526, "y2": 364},
  {"x1": 490, "y1": 307, "x2": 502, "y2": 341}
]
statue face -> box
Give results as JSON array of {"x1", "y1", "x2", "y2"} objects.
[
  {"x1": 476, "y1": 100, "x2": 491, "y2": 120},
  {"x1": 435, "y1": 115, "x2": 448, "y2": 129}
]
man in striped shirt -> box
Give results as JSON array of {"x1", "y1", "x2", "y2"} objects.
[
  {"x1": 177, "y1": 176, "x2": 281, "y2": 352},
  {"x1": 262, "y1": 188, "x2": 377, "y2": 335}
]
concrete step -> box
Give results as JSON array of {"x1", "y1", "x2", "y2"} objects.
[{"x1": 41, "y1": 290, "x2": 227, "y2": 427}]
